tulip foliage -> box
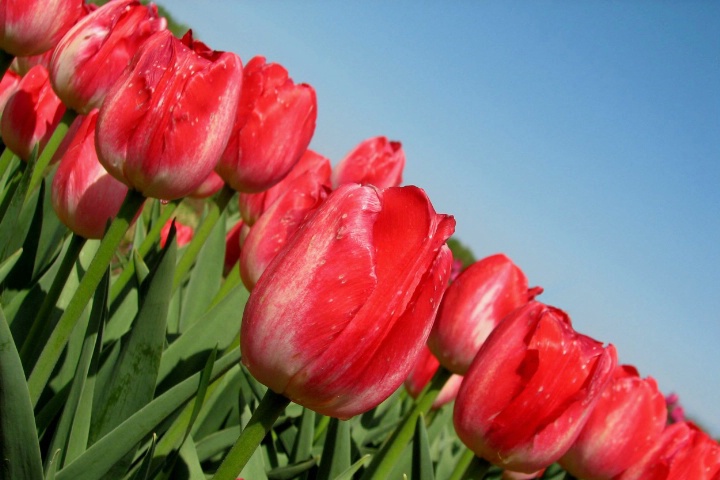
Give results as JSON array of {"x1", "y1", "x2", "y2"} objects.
[{"x1": 0, "y1": 1, "x2": 717, "y2": 480}]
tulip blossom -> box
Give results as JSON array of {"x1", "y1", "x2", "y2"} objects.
[
  {"x1": 559, "y1": 364, "x2": 667, "y2": 480},
  {"x1": 0, "y1": 68, "x2": 20, "y2": 117},
  {"x1": 241, "y1": 184, "x2": 455, "y2": 419},
  {"x1": 96, "y1": 30, "x2": 243, "y2": 200},
  {"x1": 404, "y1": 346, "x2": 463, "y2": 409},
  {"x1": 331, "y1": 136, "x2": 405, "y2": 189},
  {"x1": 0, "y1": 0, "x2": 85, "y2": 57},
  {"x1": 453, "y1": 301, "x2": 617, "y2": 473},
  {"x1": 617, "y1": 421, "x2": 720, "y2": 480},
  {"x1": 216, "y1": 55, "x2": 317, "y2": 193},
  {"x1": 51, "y1": 110, "x2": 130, "y2": 239},
  {"x1": 160, "y1": 218, "x2": 193, "y2": 248},
  {"x1": 49, "y1": 0, "x2": 166, "y2": 114},
  {"x1": 189, "y1": 170, "x2": 225, "y2": 199},
  {"x1": 239, "y1": 169, "x2": 331, "y2": 290},
  {"x1": 238, "y1": 149, "x2": 331, "y2": 226},
  {"x1": 428, "y1": 253, "x2": 542, "y2": 375},
  {"x1": 1, "y1": 64, "x2": 66, "y2": 161}
]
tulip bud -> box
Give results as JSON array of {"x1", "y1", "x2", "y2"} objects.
[
  {"x1": 331, "y1": 136, "x2": 405, "y2": 189},
  {"x1": 617, "y1": 421, "x2": 720, "y2": 480},
  {"x1": 49, "y1": 0, "x2": 167, "y2": 114},
  {"x1": 1, "y1": 65, "x2": 66, "y2": 161},
  {"x1": 96, "y1": 30, "x2": 243, "y2": 200},
  {"x1": 0, "y1": 69, "x2": 20, "y2": 119},
  {"x1": 559, "y1": 364, "x2": 667, "y2": 479},
  {"x1": 453, "y1": 301, "x2": 617, "y2": 473},
  {"x1": 428, "y1": 253, "x2": 542, "y2": 375},
  {"x1": 189, "y1": 170, "x2": 225, "y2": 199},
  {"x1": 51, "y1": 110, "x2": 131, "y2": 239},
  {"x1": 216, "y1": 55, "x2": 317, "y2": 193},
  {"x1": 241, "y1": 184, "x2": 455, "y2": 419},
  {"x1": 0, "y1": 0, "x2": 85, "y2": 57},
  {"x1": 160, "y1": 219, "x2": 193, "y2": 248},
  {"x1": 404, "y1": 346, "x2": 463, "y2": 409},
  {"x1": 238, "y1": 149, "x2": 331, "y2": 226}
]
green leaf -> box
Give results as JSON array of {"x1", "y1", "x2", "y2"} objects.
[
  {"x1": 130, "y1": 433, "x2": 157, "y2": 480},
  {"x1": 267, "y1": 458, "x2": 318, "y2": 480},
  {"x1": 0, "y1": 145, "x2": 36, "y2": 260},
  {"x1": 0, "y1": 305, "x2": 44, "y2": 480},
  {"x1": 290, "y1": 408, "x2": 315, "y2": 464},
  {"x1": 334, "y1": 455, "x2": 372, "y2": 480},
  {"x1": 54, "y1": 346, "x2": 240, "y2": 480},
  {"x1": 316, "y1": 418, "x2": 351, "y2": 480},
  {"x1": 195, "y1": 426, "x2": 241, "y2": 462},
  {"x1": 412, "y1": 414, "x2": 435, "y2": 480},
  {"x1": 44, "y1": 450, "x2": 62, "y2": 480},
  {"x1": 0, "y1": 247, "x2": 22, "y2": 283}
]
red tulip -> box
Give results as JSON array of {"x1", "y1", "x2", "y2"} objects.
[
  {"x1": 404, "y1": 346, "x2": 463, "y2": 409},
  {"x1": 559, "y1": 364, "x2": 667, "y2": 479},
  {"x1": 453, "y1": 301, "x2": 617, "y2": 473},
  {"x1": 239, "y1": 163, "x2": 331, "y2": 290},
  {"x1": 428, "y1": 253, "x2": 542, "y2": 375},
  {"x1": 617, "y1": 421, "x2": 720, "y2": 480},
  {"x1": 160, "y1": 218, "x2": 193, "y2": 248},
  {"x1": 238, "y1": 149, "x2": 331, "y2": 226},
  {"x1": 0, "y1": 68, "x2": 20, "y2": 116},
  {"x1": 51, "y1": 110, "x2": 131, "y2": 239},
  {"x1": 241, "y1": 184, "x2": 455, "y2": 419},
  {"x1": 1, "y1": 64, "x2": 66, "y2": 161},
  {"x1": 189, "y1": 170, "x2": 225, "y2": 199},
  {"x1": 95, "y1": 30, "x2": 243, "y2": 200},
  {"x1": 216, "y1": 55, "x2": 317, "y2": 193},
  {"x1": 331, "y1": 136, "x2": 405, "y2": 189},
  {"x1": 0, "y1": 0, "x2": 85, "y2": 56},
  {"x1": 223, "y1": 219, "x2": 244, "y2": 275},
  {"x1": 49, "y1": 0, "x2": 166, "y2": 114}
]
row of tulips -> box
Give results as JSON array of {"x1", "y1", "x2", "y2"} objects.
[{"x1": 0, "y1": 1, "x2": 718, "y2": 480}]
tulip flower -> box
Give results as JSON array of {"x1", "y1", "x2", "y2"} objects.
[
  {"x1": 331, "y1": 136, "x2": 405, "y2": 189},
  {"x1": 617, "y1": 421, "x2": 720, "y2": 480},
  {"x1": 1, "y1": 64, "x2": 66, "y2": 161},
  {"x1": 189, "y1": 170, "x2": 225, "y2": 199},
  {"x1": 559, "y1": 364, "x2": 667, "y2": 480},
  {"x1": 239, "y1": 163, "x2": 331, "y2": 289},
  {"x1": 0, "y1": 68, "x2": 20, "y2": 117},
  {"x1": 404, "y1": 346, "x2": 463, "y2": 409},
  {"x1": 428, "y1": 253, "x2": 542, "y2": 375},
  {"x1": 160, "y1": 219, "x2": 193, "y2": 248},
  {"x1": 0, "y1": 0, "x2": 85, "y2": 57},
  {"x1": 216, "y1": 55, "x2": 317, "y2": 193},
  {"x1": 49, "y1": 0, "x2": 166, "y2": 114},
  {"x1": 238, "y1": 149, "x2": 331, "y2": 226},
  {"x1": 241, "y1": 184, "x2": 455, "y2": 419},
  {"x1": 453, "y1": 301, "x2": 617, "y2": 473},
  {"x1": 51, "y1": 110, "x2": 130, "y2": 239},
  {"x1": 95, "y1": 29, "x2": 243, "y2": 200},
  {"x1": 10, "y1": 49, "x2": 53, "y2": 76}
]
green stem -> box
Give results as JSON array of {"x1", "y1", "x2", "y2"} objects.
[
  {"x1": 25, "y1": 110, "x2": 76, "y2": 203},
  {"x1": 172, "y1": 184, "x2": 234, "y2": 292},
  {"x1": 19, "y1": 234, "x2": 86, "y2": 370},
  {"x1": 0, "y1": 148, "x2": 17, "y2": 181},
  {"x1": 447, "y1": 449, "x2": 476, "y2": 480},
  {"x1": 108, "y1": 199, "x2": 179, "y2": 304},
  {"x1": 27, "y1": 189, "x2": 145, "y2": 407},
  {"x1": 0, "y1": 50, "x2": 12, "y2": 79},
  {"x1": 212, "y1": 389, "x2": 290, "y2": 480},
  {"x1": 360, "y1": 366, "x2": 452, "y2": 480}
]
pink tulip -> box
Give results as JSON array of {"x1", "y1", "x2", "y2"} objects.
[
  {"x1": 331, "y1": 136, "x2": 405, "y2": 189},
  {"x1": 1, "y1": 64, "x2": 65, "y2": 161},
  {"x1": 559, "y1": 364, "x2": 667, "y2": 479},
  {"x1": 428, "y1": 253, "x2": 542, "y2": 375},
  {"x1": 617, "y1": 421, "x2": 720, "y2": 480},
  {"x1": 51, "y1": 110, "x2": 131, "y2": 239},
  {"x1": 238, "y1": 149, "x2": 331, "y2": 226},
  {"x1": 0, "y1": 0, "x2": 85, "y2": 56},
  {"x1": 241, "y1": 184, "x2": 455, "y2": 419},
  {"x1": 404, "y1": 346, "x2": 463, "y2": 409},
  {"x1": 216, "y1": 55, "x2": 317, "y2": 193},
  {"x1": 160, "y1": 218, "x2": 193, "y2": 248},
  {"x1": 96, "y1": 30, "x2": 242, "y2": 200},
  {"x1": 454, "y1": 301, "x2": 617, "y2": 473},
  {"x1": 239, "y1": 168, "x2": 330, "y2": 290},
  {"x1": 49, "y1": 0, "x2": 166, "y2": 114}
]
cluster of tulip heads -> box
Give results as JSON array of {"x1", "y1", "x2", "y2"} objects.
[{"x1": 2, "y1": 1, "x2": 719, "y2": 479}]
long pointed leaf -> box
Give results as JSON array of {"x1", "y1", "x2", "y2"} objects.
[{"x1": 412, "y1": 414, "x2": 434, "y2": 480}]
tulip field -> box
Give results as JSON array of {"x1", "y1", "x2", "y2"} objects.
[{"x1": 1, "y1": 1, "x2": 718, "y2": 480}]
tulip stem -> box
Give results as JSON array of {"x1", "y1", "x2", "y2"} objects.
[
  {"x1": 24, "y1": 110, "x2": 76, "y2": 204},
  {"x1": 172, "y1": 184, "x2": 235, "y2": 292},
  {"x1": 446, "y1": 448, "x2": 476, "y2": 480},
  {"x1": 108, "y1": 199, "x2": 179, "y2": 305},
  {"x1": 19, "y1": 233, "x2": 86, "y2": 371},
  {"x1": 0, "y1": 148, "x2": 17, "y2": 180},
  {"x1": 212, "y1": 388, "x2": 290, "y2": 480},
  {"x1": 360, "y1": 366, "x2": 453, "y2": 480},
  {"x1": 27, "y1": 189, "x2": 145, "y2": 407}
]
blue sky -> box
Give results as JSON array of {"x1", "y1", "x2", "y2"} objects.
[{"x1": 162, "y1": 1, "x2": 720, "y2": 435}]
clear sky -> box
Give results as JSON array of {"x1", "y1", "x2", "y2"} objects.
[{"x1": 161, "y1": 1, "x2": 720, "y2": 435}]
